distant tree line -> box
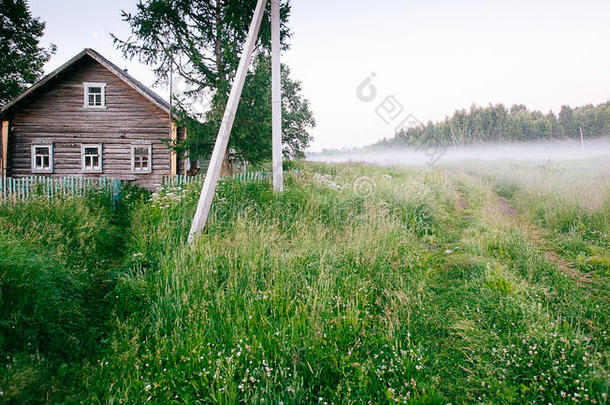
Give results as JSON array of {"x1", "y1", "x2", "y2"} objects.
[{"x1": 375, "y1": 101, "x2": 610, "y2": 148}]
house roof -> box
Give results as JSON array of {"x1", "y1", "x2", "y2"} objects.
[{"x1": 0, "y1": 48, "x2": 170, "y2": 116}]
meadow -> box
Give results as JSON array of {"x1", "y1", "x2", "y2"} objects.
[{"x1": 0, "y1": 158, "x2": 608, "y2": 404}]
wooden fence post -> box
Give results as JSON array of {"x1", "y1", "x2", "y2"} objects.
[
  {"x1": 1, "y1": 121, "x2": 8, "y2": 178},
  {"x1": 170, "y1": 122, "x2": 178, "y2": 176}
]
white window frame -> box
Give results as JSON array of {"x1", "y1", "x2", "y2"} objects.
[
  {"x1": 31, "y1": 144, "x2": 53, "y2": 173},
  {"x1": 131, "y1": 143, "x2": 152, "y2": 174},
  {"x1": 81, "y1": 144, "x2": 103, "y2": 173},
  {"x1": 83, "y1": 82, "x2": 107, "y2": 108}
]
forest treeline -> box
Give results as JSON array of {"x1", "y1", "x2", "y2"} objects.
[{"x1": 375, "y1": 101, "x2": 610, "y2": 148}]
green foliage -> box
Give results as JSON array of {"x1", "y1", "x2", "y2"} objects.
[
  {"x1": 174, "y1": 53, "x2": 315, "y2": 167},
  {"x1": 113, "y1": 0, "x2": 291, "y2": 92},
  {"x1": 0, "y1": 0, "x2": 56, "y2": 106},
  {"x1": 214, "y1": 54, "x2": 315, "y2": 164},
  {"x1": 114, "y1": 1, "x2": 314, "y2": 167},
  {"x1": 169, "y1": 111, "x2": 216, "y2": 168}
]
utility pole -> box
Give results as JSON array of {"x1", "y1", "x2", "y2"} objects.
[
  {"x1": 169, "y1": 53, "x2": 173, "y2": 141},
  {"x1": 169, "y1": 52, "x2": 174, "y2": 168},
  {"x1": 188, "y1": 0, "x2": 267, "y2": 243},
  {"x1": 271, "y1": 0, "x2": 283, "y2": 191},
  {"x1": 579, "y1": 126, "x2": 585, "y2": 152}
]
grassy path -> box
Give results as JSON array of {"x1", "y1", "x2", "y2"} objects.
[
  {"x1": 494, "y1": 193, "x2": 592, "y2": 285},
  {"x1": 409, "y1": 169, "x2": 608, "y2": 403}
]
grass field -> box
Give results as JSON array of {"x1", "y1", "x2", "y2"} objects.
[{"x1": 0, "y1": 160, "x2": 608, "y2": 404}]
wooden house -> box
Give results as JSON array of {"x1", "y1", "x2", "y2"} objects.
[{"x1": 0, "y1": 48, "x2": 187, "y2": 190}]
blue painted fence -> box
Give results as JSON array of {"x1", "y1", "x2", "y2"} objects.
[
  {"x1": 0, "y1": 176, "x2": 118, "y2": 203},
  {"x1": 163, "y1": 172, "x2": 271, "y2": 187},
  {"x1": 0, "y1": 172, "x2": 271, "y2": 203}
]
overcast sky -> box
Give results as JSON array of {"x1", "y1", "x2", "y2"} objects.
[{"x1": 30, "y1": 0, "x2": 610, "y2": 151}]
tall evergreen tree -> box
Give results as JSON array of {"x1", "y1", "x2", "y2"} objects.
[
  {"x1": 113, "y1": 0, "x2": 314, "y2": 167},
  {"x1": 0, "y1": 0, "x2": 56, "y2": 106}
]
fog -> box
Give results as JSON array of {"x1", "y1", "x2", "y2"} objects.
[{"x1": 308, "y1": 137, "x2": 610, "y2": 167}]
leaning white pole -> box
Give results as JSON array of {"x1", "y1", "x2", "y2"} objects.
[
  {"x1": 271, "y1": 0, "x2": 283, "y2": 192},
  {"x1": 188, "y1": 0, "x2": 267, "y2": 243}
]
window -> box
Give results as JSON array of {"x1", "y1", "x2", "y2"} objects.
[
  {"x1": 81, "y1": 144, "x2": 102, "y2": 172},
  {"x1": 31, "y1": 144, "x2": 53, "y2": 173},
  {"x1": 83, "y1": 82, "x2": 106, "y2": 108},
  {"x1": 131, "y1": 143, "x2": 152, "y2": 173}
]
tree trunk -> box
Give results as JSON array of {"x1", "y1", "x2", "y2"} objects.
[
  {"x1": 221, "y1": 151, "x2": 232, "y2": 175},
  {"x1": 215, "y1": 1, "x2": 223, "y2": 82}
]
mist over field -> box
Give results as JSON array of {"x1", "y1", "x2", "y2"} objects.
[{"x1": 309, "y1": 137, "x2": 610, "y2": 166}]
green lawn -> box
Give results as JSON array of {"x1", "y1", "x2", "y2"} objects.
[{"x1": 0, "y1": 161, "x2": 608, "y2": 404}]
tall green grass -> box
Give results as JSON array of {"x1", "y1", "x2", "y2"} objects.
[
  {"x1": 0, "y1": 194, "x2": 128, "y2": 402},
  {"x1": 0, "y1": 162, "x2": 608, "y2": 404}
]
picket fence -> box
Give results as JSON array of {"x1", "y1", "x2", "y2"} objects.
[
  {"x1": 1, "y1": 172, "x2": 272, "y2": 203},
  {"x1": 162, "y1": 171, "x2": 271, "y2": 187},
  {"x1": 0, "y1": 176, "x2": 122, "y2": 203}
]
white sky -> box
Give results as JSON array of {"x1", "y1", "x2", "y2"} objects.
[{"x1": 30, "y1": 0, "x2": 610, "y2": 151}]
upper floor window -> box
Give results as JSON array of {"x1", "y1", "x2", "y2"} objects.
[
  {"x1": 81, "y1": 144, "x2": 103, "y2": 173},
  {"x1": 83, "y1": 82, "x2": 106, "y2": 108},
  {"x1": 31, "y1": 144, "x2": 53, "y2": 173}
]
